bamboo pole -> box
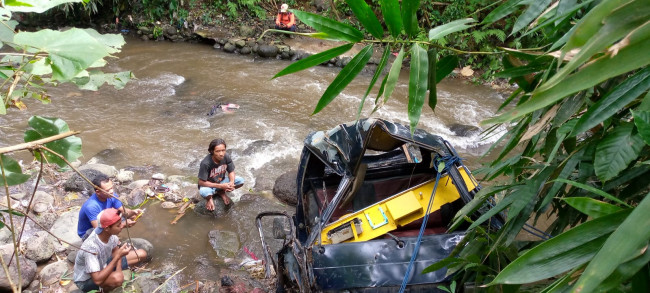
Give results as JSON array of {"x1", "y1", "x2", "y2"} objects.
[{"x1": 0, "y1": 131, "x2": 80, "y2": 154}]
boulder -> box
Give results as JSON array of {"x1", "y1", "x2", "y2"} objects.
[
  {"x1": 24, "y1": 231, "x2": 55, "y2": 263},
  {"x1": 9, "y1": 192, "x2": 27, "y2": 200},
  {"x1": 29, "y1": 211, "x2": 58, "y2": 231},
  {"x1": 234, "y1": 39, "x2": 246, "y2": 48},
  {"x1": 126, "y1": 188, "x2": 147, "y2": 207},
  {"x1": 242, "y1": 140, "x2": 273, "y2": 156},
  {"x1": 63, "y1": 169, "x2": 103, "y2": 193},
  {"x1": 239, "y1": 25, "x2": 255, "y2": 38},
  {"x1": 194, "y1": 198, "x2": 228, "y2": 217},
  {"x1": 38, "y1": 260, "x2": 68, "y2": 286},
  {"x1": 129, "y1": 238, "x2": 154, "y2": 262},
  {"x1": 208, "y1": 230, "x2": 239, "y2": 258},
  {"x1": 0, "y1": 244, "x2": 37, "y2": 290},
  {"x1": 79, "y1": 163, "x2": 118, "y2": 178},
  {"x1": 272, "y1": 170, "x2": 298, "y2": 206},
  {"x1": 240, "y1": 46, "x2": 251, "y2": 55},
  {"x1": 161, "y1": 201, "x2": 176, "y2": 209},
  {"x1": 448, "y1": 123, "x2": 481, "y2": 137},
  {"x1": 257, "y1": 45, "x2": 278, "y2": 58},
  {"x1": 132, "y1": 272, "x2": 161, "y2": 293},
  {"x1": 127, "y1": 179, "x2": 149, "y2": 190},
  {"x1": 116, "y1": 169, "x2": 134, "y2": 183},
  {"x1": 49, "y1": 208, "x2": 82, "y2": 247},
  {"x1": 29, "y1": 190, "x2": 54, "y2": 214},
  {"x1": 223, "y1": 42, "x2": 236, "y2": 53},
  {"x1": 0, "y1": 227, "x2": 12, "y2": 245}
]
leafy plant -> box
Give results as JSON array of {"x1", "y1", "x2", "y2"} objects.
[{"x1": 271, "y1": 0, "x2": 650, "y2": 292}]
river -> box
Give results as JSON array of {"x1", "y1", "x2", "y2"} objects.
[{"x1": 0, "y1": 36, "x2": 507, "y2": 288}]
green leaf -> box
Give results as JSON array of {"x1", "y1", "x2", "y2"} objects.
[
  {"x1": 428, "y1": 18, "x2": 477, "y2": 40},
  {"x1": 13, "y1": 28, "x2": 120, "y2": 81},
  {"x1": 273, "y1": 43, "x2": 354, "y2": 79},
  {"x1": 345, "y1": 0, "x2": 384, "y2": 39},
  {"x1": 4, "y1": 0, "x2": 81, "y2": 13},
  {"x1": 379, "y1": 0, "x2": 403, "y2": 38},
  {"x1": 0, "y1": 154, "x2": 30, "y2": 186},
  {"x1": 632, "y1": 110, "x2": 650, "y2": 145},
  {"x1": 484, "y1": 22, "x2": 650, "y2": 125},
  {"x1": 488, "y1": 210, "x2": 631, "y2": 285},
  {"x1": 23, "y1": 116, "x2": 82, "y2": 167},
  {"x1": 572, "y1": 67, "x2": 650, "y2": 136},
  {"x1": 291, "y1": 10, "x2": 363, "y2": 43},
  {"x1": 313, "y1": 45, "x2": 373, "y2": 115},
  {"x1": 594, "y1": 124, "x2": 645, "y2": 182},
  {"x1": 435, "y1": 55, "x2": 458, "y2": 84},
  {"x1": 598, "y1": 249, "x2": 650, "y2": 292},
  {"x1": 427, "y1": 48, "x2": 437, "y2": 111},
  {"x1": 562, "y1": 197, "x2": 623, "y2": 218},
  {"x1": 0, "y1": 12, "x2": 17, "y2": 46},
  {"x1": 552, "y1": 178, "x2": 630, "y2": 207},
  {"x1": 540, "y1": 0, "x2": 650, "y2": 93},
  {"x1": 379, "y1": 47, "x2": 405, "y2": 107},
  {"x1": 481, "y1": 0, "x2": 527, "y2": 25},
  {"x1": 401, "y1": 0, "x2": 421, "y2": 38},
  {"x1": 511, "y1": 0, "x2": 552, "y2": 35},
  {"x1": 359, "y1": 45, "x2": 390, "y2": 118},
  {"x1": 73, "y1": 70, "x2": 133, "y2": 91},
  {"x1": 408, "y1": 44, "x2": 428, "y2": 131},
  {"x1": 572, "y1": 192, "x2": 650, "y2": 292}
]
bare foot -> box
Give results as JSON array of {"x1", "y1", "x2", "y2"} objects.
[
  {"x1": 220, "y1": 193, "x2": 231, "y2": 205},
  {"x1": 206, "y1": 198, "x2": 215, "y2": 211}
]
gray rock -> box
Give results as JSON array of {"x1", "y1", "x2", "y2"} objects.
[
  {"x1": 63, "y1": 169, "x2": 103, "y2": 193},
  {"x1": 29, "y1": 212, "x2": 58, "y2": 231},
  {"x1": 164, "y1": 25, "x2": 178, "y2": 36},
  {"x1": 127, "y1": 179, "x2": 150, "y2": 190},
  {"x1": 240, "y1": 46, "x2": 251, "y2": 55},
  {"x1": 280, "y1": 51, "x2": 291, "y2": 60},
  {"x1": 126, "y1": 188, "x2": 147, "y2": 207},
  {"x1": 67, "y1": 250, "x2": 77, "y2": 263},
  {"x1": 194, "y1": 198, "x2": 228, "y2": 217},
  {"x1": 0, "y1": 244, "x2": 37, "y2": 290},
  {"x1": 239, "y1": 25, "x2": 255, "y2": 38},
  {"x1": 38, "y1": 260, "x2": 68, "y2": 286},
  {"x1": 448, "y1": 123, "x2": 481, "y2": 137},
  {"x1": 10, "y1": 192, "x2": 26, "y2": 200},
  {"x1": 24, "y1": 231, "x2": 55, "y2": 263},
  {"x1": 243, "y1": 140, "x2": 273, "y2": 156},
  {"x1": 234, "y1": 39, "x2": 246, "y2": 48},
  {"x1": 133, "y1": 272, "x2": 161, "y2": 293},
  {"x1": 314, "y1": 0, "x2": 330, "y2": 11},
  {"x1": 30, "y1": 190, "x2": 54, "y2": 214},
  {"x1": 129, "y1": 238, "x2": 154, "y2": 261},
  {"x1": 161, "y1": 201, "x2": 176, "y2": 209},
  {"x1": 257, "y1": 44, "x2": 278, "y2": 58},
  {"x1": 0, "y1": 227, "x2": 12, "y2": 245},
  {"x1": 151, "y1": 173, "x2": 165, "y2": 180},
  {"x1": 79, "y1": 163, "x2": 118, "y2": 178},
  {"x1": 208, "y1": 230, "x2": 239, "y2": 258},
  {"x1": 116, "y1": 169, "x2": 134, "y2": 183},
  {"x1": 49, "y1": 208, "x2": 82, "y2": 248},
  {"x1": 223, "y1": 42, "x2": 236, "y2": 53},
  {"x1": 273, "y1": 170, "x2": 298, "y2": 206}
]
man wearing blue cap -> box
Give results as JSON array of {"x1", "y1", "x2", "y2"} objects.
[{"x1": 73, "y1": 208, "x2": 148, "y2": 292}]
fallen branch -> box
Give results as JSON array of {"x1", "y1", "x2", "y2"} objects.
[{"x1": 0, "y1": 131, "x2": 79, "y2": 154}]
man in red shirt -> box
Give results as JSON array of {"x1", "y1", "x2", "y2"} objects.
[{"x1": 275, "y1": 4, "x2": 296, "y2": 32}]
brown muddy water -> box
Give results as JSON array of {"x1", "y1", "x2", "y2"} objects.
[{"x1": 0, "y1": 36, "x2": 508, "y2": 287}]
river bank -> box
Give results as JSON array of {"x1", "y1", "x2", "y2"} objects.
[{"x1": 0, "y1": 156, "x2": 298, "y2": 292}]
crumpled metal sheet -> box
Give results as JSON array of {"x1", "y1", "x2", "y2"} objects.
[{"x1": 310, "y1": 232, "x2": 466, "y2": 290}]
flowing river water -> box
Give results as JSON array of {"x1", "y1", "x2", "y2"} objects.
[{"x1": 0, "y1": 36, "x2": 508, "y2": 287}]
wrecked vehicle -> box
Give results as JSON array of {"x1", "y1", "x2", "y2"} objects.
[{"x1": 256, "y1": 118, "x2": 498, "y2": 292}]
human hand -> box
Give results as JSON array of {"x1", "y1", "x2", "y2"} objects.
[
  {"x1": 126, "y1": 219, "x2": 136, "y2": 227},
  {"x1": 118, "y1": 243, "x2": 131, "y2": 257}
]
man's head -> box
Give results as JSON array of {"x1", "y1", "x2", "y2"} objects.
[
  {"x1": 280, "y1": 3, "x2": 288, "y2": 13},
  {"x1": 95, "y1": 208, "x2": 125, "y2": 235},
  {"x1": 208, "y1": 138, "x2": 227, "y2": 162},
  {"x1": 92, "y1": 174, "x2": 114, "y2": 201}
]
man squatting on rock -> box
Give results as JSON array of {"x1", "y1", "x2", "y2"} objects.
[
  {"x1": 73, "y1": 208, "x2": 148, "y2": 292},
  {"x1": 77, "y1": 174, "x2": 143, "y2": 240},
  {"x1": 198, "y1": 138, "x2": 245, "y2": 211}
]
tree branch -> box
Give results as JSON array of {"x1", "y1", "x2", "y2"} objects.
[{"x1": 0, "y1": 131, "x2": 80, "y2": 154}]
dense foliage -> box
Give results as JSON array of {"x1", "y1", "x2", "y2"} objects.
[{"x1": 274, "y1": 0, "x2": 650, "y2": 292}]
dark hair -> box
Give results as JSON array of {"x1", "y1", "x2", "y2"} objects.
[
  {"x1": 208, "y1": 138, "x2": 227, "y2": 154},
  {"x1": 92, "y1": 174, "x2": 110, "y2": 190}
]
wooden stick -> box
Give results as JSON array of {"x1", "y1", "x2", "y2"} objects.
[
  {"x1": 170, "y1": 212, "x2": 186, "y2": 225},
  {"x1": 0, "y1": 131, "x2": 80, "y2": 154},
  {"x1": 177, "y1": 201, "x2": 191, "y2": 214}
]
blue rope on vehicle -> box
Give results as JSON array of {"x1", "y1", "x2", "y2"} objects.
[{"x1": 399, "y1": 154, "x2": 461, "y2": 293}]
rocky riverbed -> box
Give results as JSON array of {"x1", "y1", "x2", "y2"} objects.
[{"x1": 0, "y1": 158, "x2": 297, "y2": 292}]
